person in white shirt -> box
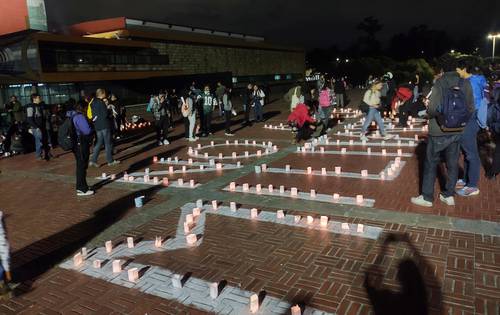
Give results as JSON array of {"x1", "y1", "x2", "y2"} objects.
[{"x1": 360, "y1": 79, "x2": 392, "y2": 141}]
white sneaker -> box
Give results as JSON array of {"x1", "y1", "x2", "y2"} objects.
[
  {"x1": 383, "y1": 134, "x2": 393, "y2": 140},
  {"x1": 439, "y1": 194, "x2": 455, "y2": 206},
  {"x1": 158, "y1": 141, "x2": 163, "y2": 146},
  {"x1": 360, "y1": 135, "x2": 369, "y2": 142},
  {"x1": 188, "y1": 137, "x2": 197, "y2": 142},
  {"x1": 163, "y1": 140, "x2": 170, "y2": 145},
  {"x1": 410, "y1": 195, "x2": 433, "y2": 207},
  {"x1": 77, "y1": 190, "x2": 95, "y2": 196}
]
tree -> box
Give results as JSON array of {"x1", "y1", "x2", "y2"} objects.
[{"x1": 356, "y1": 16, "x2": 384, "y2": 56}]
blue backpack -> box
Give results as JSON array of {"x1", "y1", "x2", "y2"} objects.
[
  {"x1": 487, "y1": 102, "x2": 500, "y2": 134},
  {"x1": 437, "y1": 79, "x2": 471, "y2": 131}
]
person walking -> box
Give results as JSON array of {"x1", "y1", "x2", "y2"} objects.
[
  {"x1": 252, "y1": 84, "x2": 265, "y2": 122},
  {"x1": 223, "y1": 88, "x2": 235, "y2": 136},
  {"x1": 360, "y1": 79, "x2": 392, "y2": 141},
  {"x1": 67, "y1": 102, "x2": 94, "y2": 196},
  {"x1": 411, "y1": 59, "x2": 474, "y2": 207},
  {"x1": 26, "y1": 93, "x2": 51, "y2": 160},
  {"x1": 455, "y1": 60, "x2": 488, "y2": 196},
  {"x1": 201, "y1": 85, "x2": 218, "y2": 137},
  {"x1": 88, "y1": 89, "x2": 120, "y2": 167},
  {"x1": 151, "y1": 93, "x2": 170, "y2": 146}
]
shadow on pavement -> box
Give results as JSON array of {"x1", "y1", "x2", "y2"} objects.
[
  {"x1": 10, "y1": 185, "x2": 163, "y2": 293},
  {"x1": 364, "y1": 232, "x2": 443, "y2": 315}
]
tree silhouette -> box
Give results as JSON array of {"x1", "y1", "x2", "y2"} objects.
[{"x1": 356, "y1": 16, "x2": 384, "y2": 55}]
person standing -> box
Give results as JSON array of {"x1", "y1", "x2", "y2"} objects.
[
  {"x1": 284, "y1": 84, "x2": 303, "y2": 112},
  {"x1": 5, "y1": 95, "x2": 23, "y2": 124},
  {"x1": 411, "y1": 60, "x2": 474, "y2": 207},
  {"x1": 88, "y1": 89, "x2": 120, "y2": 167},
  {"x1": 216, "y1": 82, "x2": 226, "y2": 116},
  {"x1": 201, "y1": 85, "x2": 218, "y2": 137},
  {"x1": 182, "y1": 92, "x2": 198, "y2": 142},
  {"x1": 242, "y1": 83, "x2": 254, "y2": 126},
  {"x1": 252, "y1": 84, "x2": 265, "y2": 122},
  {"x1": 152, "y1": 93, "x2": 170, "y2": 146},
  {"x1": 360, "y1": 80, "x2": 392, "y2": 141},
  {"x1": 223, "y1": 88, "x2": 235, "y2": 136},
  {"x1": 455, "y1": 60, "x2": 488, "y2": 196},
  {"x1": 68, "y1": 102, "x2": 94, "y2": 196},
  {"x1": 318, "y1": 85, "x2": 333, "y2": 131},
  {"x1": 26, "y1": 93, "x2": 50, "y2": 161},
  {"x1": 334, "y1": 78, "x2": 346, "y2": 108},
  {"x1": 487, "y1": 97, "x2": 500, "y2": 179}
]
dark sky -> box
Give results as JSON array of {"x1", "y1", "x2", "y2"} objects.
[{"x1": 45, "y1": 0, "x2": 499, "y2": 49}]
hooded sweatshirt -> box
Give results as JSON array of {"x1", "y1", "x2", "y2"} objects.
[
  {"x1": 427, "y1": 72, "x2": 474, "y2": 136},
  {"x1": 67, "y1": 110, "x2": 92, "y2": 136}
]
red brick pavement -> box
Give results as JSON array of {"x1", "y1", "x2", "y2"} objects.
[
  {"x1": 235, "y1": 154, "x2": 500, "y2": 222},
  {"x1": 4, "y1": 205, "x2": 497, "y2": 314}
]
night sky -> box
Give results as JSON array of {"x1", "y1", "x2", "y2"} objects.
[{"x1": 45, "y1": 0, "x2": 499, "y2": 49}]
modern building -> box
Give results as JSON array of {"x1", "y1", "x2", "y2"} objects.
[{"x1": 0, "y1": 16, "x2": 305, "y2": 106}]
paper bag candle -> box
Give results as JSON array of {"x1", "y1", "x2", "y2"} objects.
[
  {"x1": 277, "y1": 210, "x2": 285, "y2": 219},
  {"x1": 155, "y1": 236, "x2": 162, "y2": 247},
  {"x1": 162, "y1": 178, "x2": 169, "y2": 186},
  {"x1": 256, "y1": 150, "x2": 262, "y2": 156},
  {"x1": 196, "y1": 199, "x2": 203, "y2": 207},
  {"x1": 307, "y1": 216, "x2": 314, "y2": 224},
  {"x1": 357, "y1": 224, "x2": 365, "y2": 233},
  {"x1": 397, "y1": 149, "x2": 403, "y2": 156},
  {"x1": 212, "y1": 200, "x2": 218, "y2": 210},
  {"x1": 230, "y1": 202, "x2": 237, "y2": 212},
  {"x1": 153, "y1": 156, "x2": 158, "y2": 163},
  {"x1": 294, "y1": 215, "x2": 301, "y2": 223},
  {"x1": 280, "y1": 185, "x2": 285, "y2": 193},
  {"x1": 335, "y1": 166, "x2": 342, "y2": 174},
  {"x1": 232, "y1": 152, "x2": 237, "y2": 158},
  {"x1": 268, "y1": 184, "x2": 274, "y2": 193},
  {"x1": 256, "y1": 184, "x2": 262, "y2": 193},
  {"x1": 382, "y1": 149, "x2": 387, "y2": 155},
  {"x1": 93, "y1": 259, "x2": 102, "y2": 269},
  {"x1": 285, "y1": 165, "x2": 291, "y2": 172},
  {"x1": 341, "y1": 222, "x2": 350, "y2": 230},
  {"x1": 291, "y1": 305, "x2": 301, "y2": 315},
  {"x1": 192, "y1": 207, "x2": 201, "y2": 217},
  {"x1": 110, "y1": 174, "x2": 116, "y2": 180},
  {"x1": 81, "y1": 247, "x2": 88, "y2": 257},
  {"x1": 307, "y1": 167, "x2": 312, "y2": 174},
  {"x1": 210, "y1": 141, "x2": 215, "y2": 146},
  {"x1": 320, "y1": 147, "x2": 325, "y2": 153},
  {"x1": 105, "y1": 241, "x2": 113, "y2": 253},
  {"x1": 210, "y1": 282, "x2": 219, "y2": 299},
  {"x1": 291, "y1": 187, "x2": 298, "y2": 197},
  {"x1": 172, "y1": 274, "x2": 183, "y2": 288},
  {"x1": 245, "y1": 151, "x2": 249, "y2": 157},
  {"x1": 186, "y1": 214, "x2": 194, "y2": 225},
  {"x1": 182, "y1": 166, "x2": 187, "y2": 172},
  {"x1": 128, "y1": 268, "x2": 139, "y2": 282},
  {"x1": 341, "y1": 148, "x2": 347, "y2": 154},
  {"x1": 356, "y1": 195, "x2": 364, "y2": 204},
  {"x1": 361, "y1": 170, "x2": 368, "y2": 177},
  {"x1": 169, "y1": 166, "x2": 174, "y2": 173},
  {"x1": 177, "y1": 178, "x2": 184, "y2": 186},
  {"x1": 321, "y1": 168, "x2": 327, "y2": 175},
  {"x1": 320, "y1": 216, "x2": 328, "y2": 227},
  {"x1": 153, "y1": 177, "x2": 159, "y2": 185},
  {"x1": 127, "y1": 237, "x2": 134, "y2": 248},
  {"x1": 101, "y1": 172, "x2": 107, "y2": 179},
  {"x1": 310, "y1": 189, "x2": 316, "y2": 198},
  {"x1": 243, "y1": 183, "x2": 249, "y2": 191},
  {"x1": 229, "y1": 182, "x2": 236, "y2": 191},
  {"x1": 225, "y1": 140, "x2": 229, "y2": 145},
  {"x1": 128, "y1": 176, "x2": 134, "y2": 182},
  {"x1": 250, "y1": 208, "x2": 258, "y2": 219},
  {"x1": 204, "y1": 152, "x2": 209, "y2": 158},
  {"x1": 367, "y1": 148, "x2": 371, "y2": 154},
  {"x1": 261, "y1": 164, "x2": 267, "y2": 172},
  {"x1": 333, "y1": 193, "x2": 340, "y2": 200},
  {"x1": 73, "y1": 253, "x2": 83, "y2": 267},
  {"x1": 250, "y1": 294, "x2": 259, "y2": 313},
  {"x1": 200, "y1": 165, "x2": 205, "y2": 170},
  {"x1": 112, "y1": 260, "x2": 122, "y2": 273},
  {"x1": 190, "y1": 179, "x2": 195, "y2": 187},
  {"x1": 186, "y1": 234, "x2": 197, "y2": 245}
]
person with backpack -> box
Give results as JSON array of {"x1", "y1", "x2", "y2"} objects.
[
  {"x1": 201, "y1": 85, "x2": 218, "y2": 137},
  {"x1": 66, "y1": 102, "x2": 94, "y2": 196},
  {"x1": 151, "y1": 93, "x2": 170, "y2": 146},
  {"x1": 318, "y1": 85, "x2": 333, "y2": 131},
  {"x1": 88, "y1": 88, "x2": 120, "y2": 167},
  {"x1": 411, "y1": 59, "x2": 474, "y2": 208},
  {"x1": 26, "y1": 93, "x2": 51, "y2": 161},
  {"x1": 455, "y1": 60, "x2": 488, "y2": 196},
  {"x1": 360, "y1": 79, "x2": 392, "y2": 141},
  {"x1": 252, "y1": 84, "x2": 266, "y2": 122},
  {"x1": 284, "y1": 84, "x2": 303, "y2": 112}
]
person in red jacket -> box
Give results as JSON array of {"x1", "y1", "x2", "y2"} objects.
[{"x1": 288, "y1": 103, "x2": 316, "y2": 144}]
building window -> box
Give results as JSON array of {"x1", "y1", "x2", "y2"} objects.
[{"x1": 274, "y1": 75, "x2": 281, "y2": 81}]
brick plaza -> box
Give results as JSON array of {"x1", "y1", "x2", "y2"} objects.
[{"x1": 0, "y1": 92, "x2": 499, "y2": 315}]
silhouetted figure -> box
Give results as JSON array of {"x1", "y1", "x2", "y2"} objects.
[{"x1": 364, "y1": 233, "x2": 442, "y2": 315}]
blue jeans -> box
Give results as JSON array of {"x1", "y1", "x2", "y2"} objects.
[
  {"x1": 460, "y1": 114, "x2": 481, "y2": 188},
  {"x1": 91, "y1": 129, "x2": 113, "y2": 164},
  {"x1": 422, "y1": 134, "x2": 462, "y2": 202},
  {"x1": 33, "y1": 128, "x2": 43, "y2": 158},
  {"x1": 254, "y1": 101, "x2": 263, "y2": 121},
  {"x1": 361, "y1": 108, "x2": 385, "y2": 135},
  {"x1": 319, "y1": 106, "x2": 333, "y2": 129}
]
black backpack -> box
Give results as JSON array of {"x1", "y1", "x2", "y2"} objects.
[{"x1": 58, "y1": 116, "x2": 76, "y2": 151}]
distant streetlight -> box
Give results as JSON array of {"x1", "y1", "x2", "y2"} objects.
[
  {"x1": 450, "y1": 49, "x2": 455, "y2": 54},
  {"x1": 345, "y1": 59, "x2": 349, "y2": 63},
  {"x1": 488, "y1": 33, "x2": 500, "y2": 59},
  {"x1": 336, "y1": 57, "x2": 340, "y2": 62}
]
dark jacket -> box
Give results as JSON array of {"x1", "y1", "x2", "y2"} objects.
[
  {"x1": 90, "y1": 98, "x2": 111, "y2": 131},
  {"x1": 427, "y1": 72, "x2": 474, "y2": 136},
  {"x1": 242, "y1": 88, "x2": 253, "y2": 105},
  {"x1": 26, "y1": 103, "x2": 44, "y2": 129}
]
